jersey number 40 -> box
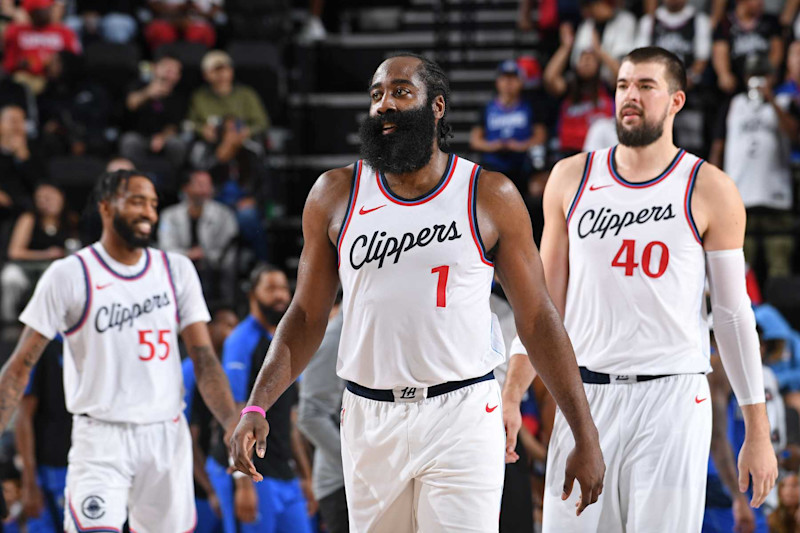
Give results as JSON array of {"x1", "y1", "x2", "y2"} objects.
[{"x1": 611, "y1": 239, "x2": 669, "y2": 278}]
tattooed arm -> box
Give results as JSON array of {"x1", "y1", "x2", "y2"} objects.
[
  {"x1": 181, "y1": 322, "x2": 237, "y2": 431},
  {"x1": 0, "y1": 327, "x2": 49, "y2": 431}
]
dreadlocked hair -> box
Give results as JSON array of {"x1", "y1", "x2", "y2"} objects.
[
  {"x1": 388, "y1": 52, "x2": 454, "y2": 151},
  {"x1": 93, "y1": 169, "x2": 154, "y2": 204}
]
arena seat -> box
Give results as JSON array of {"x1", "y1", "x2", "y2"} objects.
[
  {"x1": 764, "y1": 276, "x2": 800, "y2": 330},
  {"x1": 84, "y1": 42, "x2": 141, "y2": 99},
  {"x1": 225, "y1": 41, "x2": 283, "y2": 123},
  {"x1": 47, "y1": 155, "x2": 107, "y2": 212}
]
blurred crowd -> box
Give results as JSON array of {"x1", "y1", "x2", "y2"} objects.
[{"x1": 0, "y1": 0, "x2": 799, "y2": 531}]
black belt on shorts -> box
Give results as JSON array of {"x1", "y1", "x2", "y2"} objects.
[
  {"x1": 346, "y1": 371, "x2": 494, "y2": 402},
  {"x1": 579, "y1": 366, "x2": 671, "y2": 384}
]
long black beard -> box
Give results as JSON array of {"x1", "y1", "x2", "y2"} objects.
[
  {"x1": 359, "y1": 101, "x2": 437, "y2": 175},
  {"x1": 257, "y1": 301, "x2": 286, "y2": 326},
  {"x1": 616, "y1": 110, "x2": 667, "y2": 148},
  {"x1": 112, "y1": 213, "x2": 151, "y2": 249}
]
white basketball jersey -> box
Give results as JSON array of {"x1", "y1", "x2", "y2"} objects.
[
  {"x1": 336, "y1": 155, "x2": 504, "y2": 389},
  {"x1": 60, "y1": 245, "x2": 184, "y2": 423},
  {"x1": 564, "y1": 146, "x2": 711, "y2": 375}
]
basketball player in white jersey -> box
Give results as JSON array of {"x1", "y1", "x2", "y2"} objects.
[
  {"x1": 0, "y1": 170, "x2": 238, "y2": 532},
  {"x1": 230, "y1": 54, "x2": 605, "y2": 532},
  {"x1": 505, "y1": 46, "x2": 778, "y2": 531}
]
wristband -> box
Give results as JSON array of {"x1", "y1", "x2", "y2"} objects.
[{"x1": 240, "y1": 406, "x2": 266, "y2": 418}]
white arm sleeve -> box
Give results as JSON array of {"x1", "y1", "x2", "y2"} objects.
[{"x1": 707, "y1": 249, "x2": 764, "y2": 405}]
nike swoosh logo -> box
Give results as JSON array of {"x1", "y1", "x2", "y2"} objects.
[
  {"x1": 359, "y1": 205, "x2": 386, "y2": 215},
  {"x1": 589, "y1": 184, "x2": 613, "y2": 191},
  {"x1": 695, "y1": 396, "x2": 707, "y2": 404},
  {"x1": 485, "y1": 404, "x2": 498, "y2": 413},
  {"x1": 95, "y1": 283, "x2": 113, "y2": 290}
]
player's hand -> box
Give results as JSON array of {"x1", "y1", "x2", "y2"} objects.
[
  {"x1": 738, "y1": 434, "x2": 778, "y2": 508},
  {"x1": 732, "y1": 494, "x2": 756, "y2": 533},
  {"x1": 502, "y1": 398, "x2": 521, "y2": 463},
  {"x1": 300, "y1": 478, "x2": 318, "y2": 516},
  {"x1": 20, "y1": 479, "x2": 44, "y2": 518},
  {"x1": 234, "y1": 479, "x2": 259, "y2": 523},
  {"x1": 562, "y1": 435, "x2": 604, "y2": 516},
  {"x1": 229, "y1": 412, "x2": 270, "y2": 482}
]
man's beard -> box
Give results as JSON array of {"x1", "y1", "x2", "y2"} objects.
[
  {"x1": 616, "y1": 106, "x2": 668, "y2": 148},
  {"x1": 257, "y1": 301, "x2": 286, "y2": 326},
  {"x1": 359, "y1": 100, "x2": 437, "y2": 175},
  {"x1": 113, "y1": 213, "x2": 152, "y2": 248}
]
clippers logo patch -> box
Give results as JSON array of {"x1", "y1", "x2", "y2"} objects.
[{"x1": 82, "y1": 495, "x2": 106, "y2": 520}]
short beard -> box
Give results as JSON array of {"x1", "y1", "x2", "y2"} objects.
[
  {"x1": 359, "y1": 100, "x2": 437, "y2": 175},
  {"x1": 112, "y1": 213, "x2": 151, "y2": 249},
  {"x1": 616, "y1": 109, "x2": 667, "y2": 148},
  {"x1": 257, "y1": 301, "x2": 286, "y2": 326}
]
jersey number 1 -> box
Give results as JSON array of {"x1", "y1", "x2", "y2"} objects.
[
  {"x1": 431, "y1": 265, "x2": 449, "y2": 308},
  {"x1": 611, "y1": 239, "x2": 669, "y2": 278}
]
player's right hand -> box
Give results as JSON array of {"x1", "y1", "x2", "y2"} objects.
[
  {"x1": 20, "y1": 480, "x2": 44, "y2": 518},
  {"x1": 732, "y1": 495, "x2": 756, "y2": 533},
  {"x1": 229, "y1": 412, "x2": 270, "y2": 482},
  {"x1": 562, "y1": 436, "x2": 605, "y2": 516},
  {"x1": 234, "y1": 480, "x2": 258, "y2": 523}
]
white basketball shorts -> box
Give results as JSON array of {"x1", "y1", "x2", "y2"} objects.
[
  {"x1": 340, "y1": 378, "x2": 506, "y2": 532},
  {"x1": 543, "y1": 373, "x2": 712, "y2": 532},
  {"x1": 64, "y1": 413, "x2": 195, "y2": 533}
]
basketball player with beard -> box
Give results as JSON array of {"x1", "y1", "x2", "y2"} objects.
[
  {"x1": 230, "y1": 53, "x2": 604, "y2": 531},
  {"x1": 505, "y1": 46, "x2": 778, "y2": 531},
  {"x1": 0, "y1": 169, "x2": 238, "y2": 532}
]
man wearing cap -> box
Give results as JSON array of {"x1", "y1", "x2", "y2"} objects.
[
  {"x1": 469, "y1": 59, "x2": 546, "y2": 195},
  {"x1": 187, "y1": 50, "x2": 269, "y2": 146},
  {"x1": 3, "y1": 0, "x2": 81, "y2": 80}
]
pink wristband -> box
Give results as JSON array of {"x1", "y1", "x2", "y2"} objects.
[{"x1": 240, "y1": 406, "x2": 266, "y2": 418}]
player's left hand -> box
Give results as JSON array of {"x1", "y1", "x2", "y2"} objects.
[
  {"x1": 502, "y1": 399, "x2": 521, "y2": 463},
  {"x1": 738, "y1": 434, "x2": 778, "y2": 508}
]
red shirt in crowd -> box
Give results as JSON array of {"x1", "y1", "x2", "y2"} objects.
[
  {"x1": 557, "y1": 85, "x2": 614, "y2": 153},
  {"x1": 3, "y1": 23, "x2": 81, "y2": 76}
]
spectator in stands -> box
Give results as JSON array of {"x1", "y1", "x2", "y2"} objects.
[
  {"x1": 62, "y1": 0, "x2": 138, "y2": 44},
  {"x1": 296, "y1": 301, "x2": 348, "y2": 533},
  {"x1": 768, "y1": 474, "x2": 800, "y2": 533},
  {"x1": 0, "y1": 183, "x2": 74, "y2": 323},
  {"x1": 544, "y1": 23, "x2": 615, "y2": 157},
  {"x1": 776, "y1": 40, "x2": 800, "y2": 162},
  {"x1": 2, "y1": 0, "x2": 81, "y2": 91},
  {"x1": 635, "y1": 0, "x2": 712, "y2": 89},
  {"x1": 14, "y1": 338, "x2": 72, "y2": 532},
  {"x1": 0, "y1": 105, "x2": 38, "y2": 231},
  {"x1": 570, "y1": 0, "x2": 636, "y2": 83},
  {"x1": 756, "y1": 304, "x2": 800, "y2": 410},
  {"x1": 470, "y1": 60, "x2": 546, "y2": 194},
  {"x1": 144, "y1": 0, "x2": 221, "y2": 52},
  {"x1": 188, "y1": 51, "x2": 269, "y2": 143},
  {"x1": 203, "y1": 265, "x2": 315, "y2": 533},
  {"x1": 158, "y1": 169, "x2": 238, "y2": 305},
  {"x1": 121, "y1": 54, "x2": 188, "y2": 169},
  {"x1": 38, "y1": 51, "x2": 113, "y2": 156},
  {"x1": 712, "y1": 0, "x2": 783, "y2": 94},
  {"x1": 710, "y1": 58, "x2": 798, "y2": 279}
]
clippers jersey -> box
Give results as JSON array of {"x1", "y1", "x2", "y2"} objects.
[
  {"x1": 336, "y1": 155, "x2": 504, "y2": 389},
  {"x1": 564, "y1": 146, "x2": 710, "y2": 375},
  {"x1": 19, "y1": 243, "x2": 210, "y2": 424}
]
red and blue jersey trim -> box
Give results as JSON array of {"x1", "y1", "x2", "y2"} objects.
[
  {"x1": 607, "y1": 145, "x2": 685, "y2": 188},
  {"x1": 65, "y1": 255, "x2": 92, "y2": 336},
  {"x1": 336, "y1": 161, "x2": 362, "y2": 268},
  {"x1": 89, "y1": 246, "x2": 151, "y2": 280},
  {"x1": 376, "y1": 154, "x2": 457, "y2": 206},
  {"x1": 684, "y1": 158, "x2": 704, "y2": 245},
  {"x1": 566, "y1": 152, "x2": 594, "y2": 226},
  {"x1": 468, "y1": 164, "x2": 494, "y2": 267},
  {"x1": 68, "y1": 499, "x2": 121, "y2": 532},
  {"x1": 160, "y1": 251, "x2": 181, "y2": 324}
]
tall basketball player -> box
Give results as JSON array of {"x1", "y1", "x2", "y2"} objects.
[
  {"x1": 230, "y1": 54, "x2": 605, "y2": 532},
  {"x1": 0, "y1": 170, "x2": 238, "y2": 532},
  {"x1": 507, "y1": 47, "x2": 778, "y2": 531}
]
